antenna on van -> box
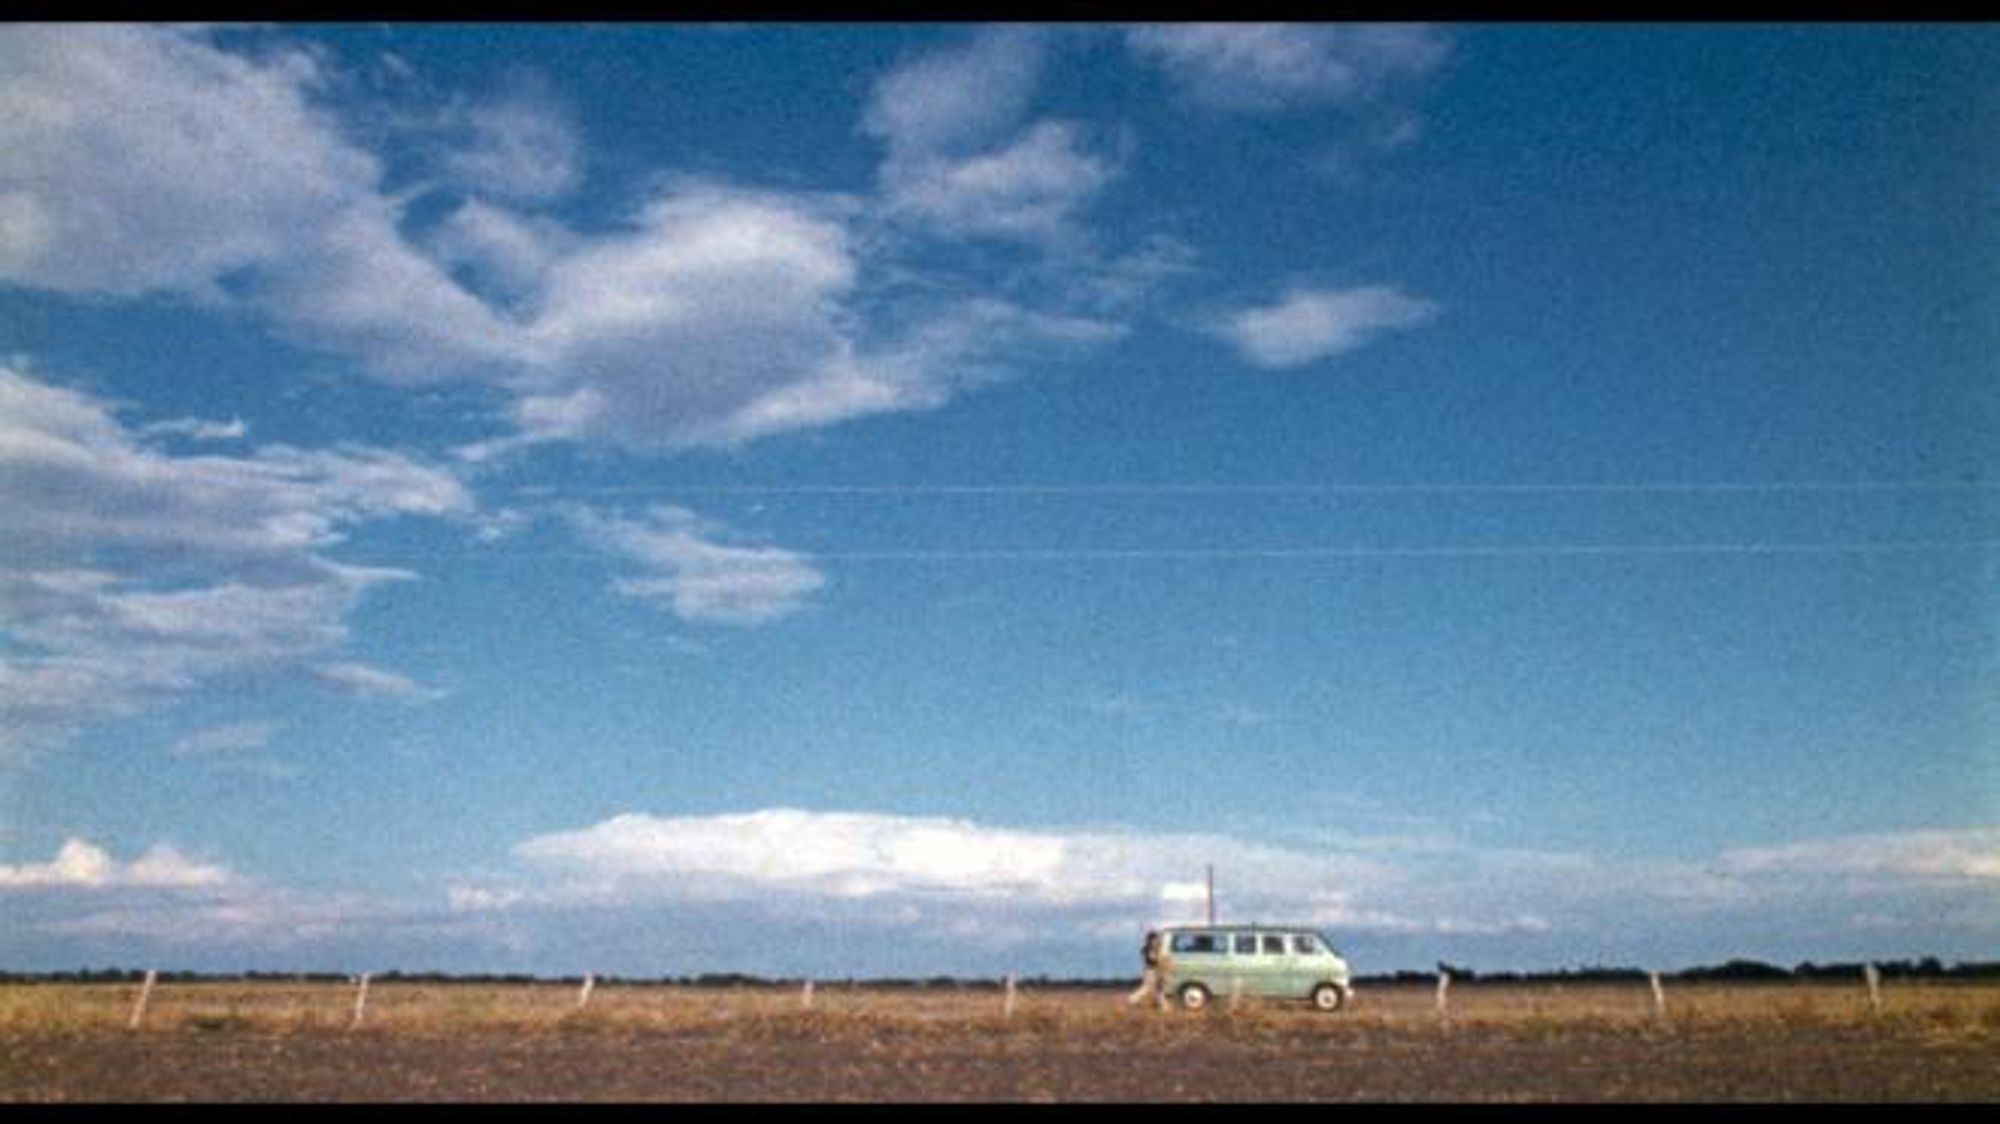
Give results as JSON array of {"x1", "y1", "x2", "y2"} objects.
[{"x1": 1206, "y1": 863, "x2": 1215, "y2": 926}]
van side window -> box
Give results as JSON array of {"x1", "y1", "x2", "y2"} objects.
[
  {"x1": 1293, "y1": 934, "x2": 1322, "y2": 954},
  {"x1": 1171, "y1": 932, "x2": 1222, "y2": 954},
  {"x1": 1261, "y1": 935, "x2": 1285, "y2": 954},
  {"x1": 1233, "y1": 934, "x2": 1257, "y2": 954}
]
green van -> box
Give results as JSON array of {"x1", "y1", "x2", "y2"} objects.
[{"x1": 1158, "y1": 924, "x2": 1355, "y2": 1012}]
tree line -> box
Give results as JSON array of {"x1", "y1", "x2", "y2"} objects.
[{"x1": 3, "y1": 958, "x2": 1997, "y2": 986}]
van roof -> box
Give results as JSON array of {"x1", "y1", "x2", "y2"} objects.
[{"x1": 1160, "y1": 923, "x2": 1322, "y2": 933}]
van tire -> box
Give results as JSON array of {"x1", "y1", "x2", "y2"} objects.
[
  {"x1": 1311, "y1": 983, "x2": 1345, "y2": 1012},
  {"x1": 1178, "y1": 983, "x2": 1211, "y2": 1012}
]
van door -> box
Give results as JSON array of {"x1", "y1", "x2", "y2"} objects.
[
  {"x1": 1226, "y1": 932, "x2": 1284, "y2": 997},
  {"x1": 1167, "y1": 929, "x2": 1228, "y2": 995},
  {"x1": 1255, "y1": 932, "x2": 1294, "y2": 996},
  {"x1": 1226, "y1": 933, "x2": 1262, "y2": 998}
]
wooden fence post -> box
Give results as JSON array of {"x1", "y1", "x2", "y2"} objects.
[
  {"x1": 126, "y1": 969, "x2": 157, "y2": 1031},
  {"x1": 801, "y1": 979, "x2": 814, "y2": 1011},
  {"x1": 1649, "y1": 971, "x2": 1667, "y2": 1020},
  {"x1": 577, "y1": 973, "x2": 595, "y2": 1010},
  {"x1": 348, "y1": 972, "x2": 371, "y2": 1030},
  {"x1": 1436, "y1": 969, "x2": 1451, "y2": 1024},
  {"x1": 1864, "y1": 963, "x2": 1882, "y2": 1017},
  {"x1": 1003, "y1": 974, "x2": 1018, "y2": 1020}
]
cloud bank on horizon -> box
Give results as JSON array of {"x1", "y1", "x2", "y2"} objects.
[{"x1": 6, "y1": 815, "x2": 1996, "y2": 974}]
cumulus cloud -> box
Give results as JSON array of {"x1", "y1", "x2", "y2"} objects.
[
  {"x1": 486, "y1": 808, "x2": 1425, "y2": 939},
  {"x1": 0, "y1": 838, "x2": 233, "y2": 889},
  {"x1": 0, "y1": 25, "x2": 528, "y2": 381},
  {"x1": 569, "y1": 505, "x2": 826, "y2": 626},
  {"x1": 0, "y1": 365, "x2": 465, "y2": 760},
  {"x1": 862, "y1": 26, "x2": 1049, "y2": 158},
  {"x1": 881, "y1": 120, "x2": 1120, "y2": 246},
  {"x1": 428, "y1": 199, "x2": 573, "y2": 309},
  {"x1": 1212, "y1": 284, "x2": 1438, "y2": 369},
  {"x1": 1125, "y1": 23, "x2": 1450, "y2": 112},
  {"x1": 509, "y1": 185, "x2": 940, "y2": 452},
  {"x1": 435, "y1": 84, "x2": 581, "y2": 203},
  {"x1": 865, "y1": 27, "x2": 1119, "y2": 249},
  {"x1": 0, "y1": 24, "x2": 363, "y2": 297},
  {"x1": 437, "y1": 811, "x2": 2000, "y2": 968},
  {"x1": 3, "y1": 26, "x2": 1137, "y2": 458}
]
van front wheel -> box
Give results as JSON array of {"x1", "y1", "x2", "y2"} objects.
[
  {"x1": 1178, "y1": 983, "x2": 1211, "y2": 1012},
  {"x1": 1311, "y1": 984, "x2": 1345, "y2": 1012}
]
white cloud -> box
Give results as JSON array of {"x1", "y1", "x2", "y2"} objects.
[
  {"x1": 140, "y1": 416, "x2": 248, "y2": 442},
  {"x1": 0, "y1": 25, "x2": 527, "y2": 382},
  {"x1": 0, "y1": 838, "x2": 233, "y2": 889},
  {"x1": 881, "y1": 120, "x2": 1119, "y2": 246},
  {"x1": 862, "y1": 26, "x2": 1049, "y2": 158},
  {"x1": 864, "y1": 27, "x2": 1119, "y2": 249},
  {"x1": 429, "y1": 199, "x2": 572, "y2": 308},
  {"x1": 0, "y1": 24, "x2": 365, "y2": 297},
  {"x1": 3, "y1": 26, "x2": 1134, "y2": 457},
  {"x1": 1125, "y1": 23, "x2": 1450, "y2": 112},
  {"x1": 513, "y1": 185, "x2": 923, "y2": 451},
  {"x1": 0, "y1": 365, "x2": 464, "y2": 760},
  {"x1": 1213, "y1": 284, "x2": 1438, "y2": 369},
  {"x1": 1720, "y1": 827, "x2": 2000, "y2": 884},
  {"x1": 452, "y1": 811, "x2": 2000, "y2": 964},
  {"x1": 436, "y1": 84, "x2": 581, "y2": 203},
  {"x1": 492, "y1": 808, "x2": 1408, "y2": 937},
  {"x1": 569, "y1": 505, "x2": 826, "y2": 626},
  {"x1": 168, "y1": 720, "x2": 282, "y2": 758},
  {"x1": 518, "y1": 810, "x2": 1069, "y2": 900},
  {"x1": 311, "y1": 661, "x2": 445, "y2": 702}
]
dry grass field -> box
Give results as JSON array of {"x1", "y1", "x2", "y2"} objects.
[{"x1": 4, "y1": 978, "x2": 1998, "y2": 1101}]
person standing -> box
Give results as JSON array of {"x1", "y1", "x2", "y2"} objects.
[{"x1": 1128, "y1": 929, "x2": 1164, "y2": 1007}]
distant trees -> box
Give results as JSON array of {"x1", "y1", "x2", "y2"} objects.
[
  {"x1": 2, "y1": 957, "x2": 1996, "y2": 986},
  {"x1": 1677, "y1": 959, "x2": 1791, "y2": 982},
  {"x1": 1351, "y1": 957, "x2": 2000, "y2": 985}
]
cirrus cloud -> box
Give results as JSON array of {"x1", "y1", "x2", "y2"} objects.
[
  {"x1": 0, "y1": 365, "x2": 467, "y2": 761},
  {"x1": 568, "y1": 505, "x2": 827, "y2": 626}
]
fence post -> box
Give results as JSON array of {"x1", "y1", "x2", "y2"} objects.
[
  {"x1": 1436, "y1": 969, "x2": 1451, "y2": 1024},
  {"x1": 1649, "y1": 971, "x2": 1667, "y2": 1021},
  {"x1": 349, "y1": 972, "x2": 371, "y2": 1030},
  {"x1": 577, "y1": 973, "x2": 595, "y2": 1010},
  {"x1": 1003, "y1": 974, "x2": 1018, "y2": 1020},
  {"x1": 1864, "y1": 963, "x2": 1882, "y2": 1017},
  {"x1": 801, "y1": 978, "x2": 814, "y2": 1011},
  {"x1": 126, "y1": 969, "x2": 157, "y2": 1031}
]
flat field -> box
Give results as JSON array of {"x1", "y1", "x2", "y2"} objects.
[{"x1": 4, "y1": 979, "x2": 1998, "y2": 1101}]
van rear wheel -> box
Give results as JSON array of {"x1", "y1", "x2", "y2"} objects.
[
  {"x1": 1178, "y1": 983, "x2": 1211, "y2": 1012},
  {"x1": 1311, "y1": 983, "x2": 1345, "y2": 1012}
]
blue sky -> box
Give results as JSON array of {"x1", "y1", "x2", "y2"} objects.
[{"x1": 2, "y1": 23, "x2": 1996, "y2": 978}]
